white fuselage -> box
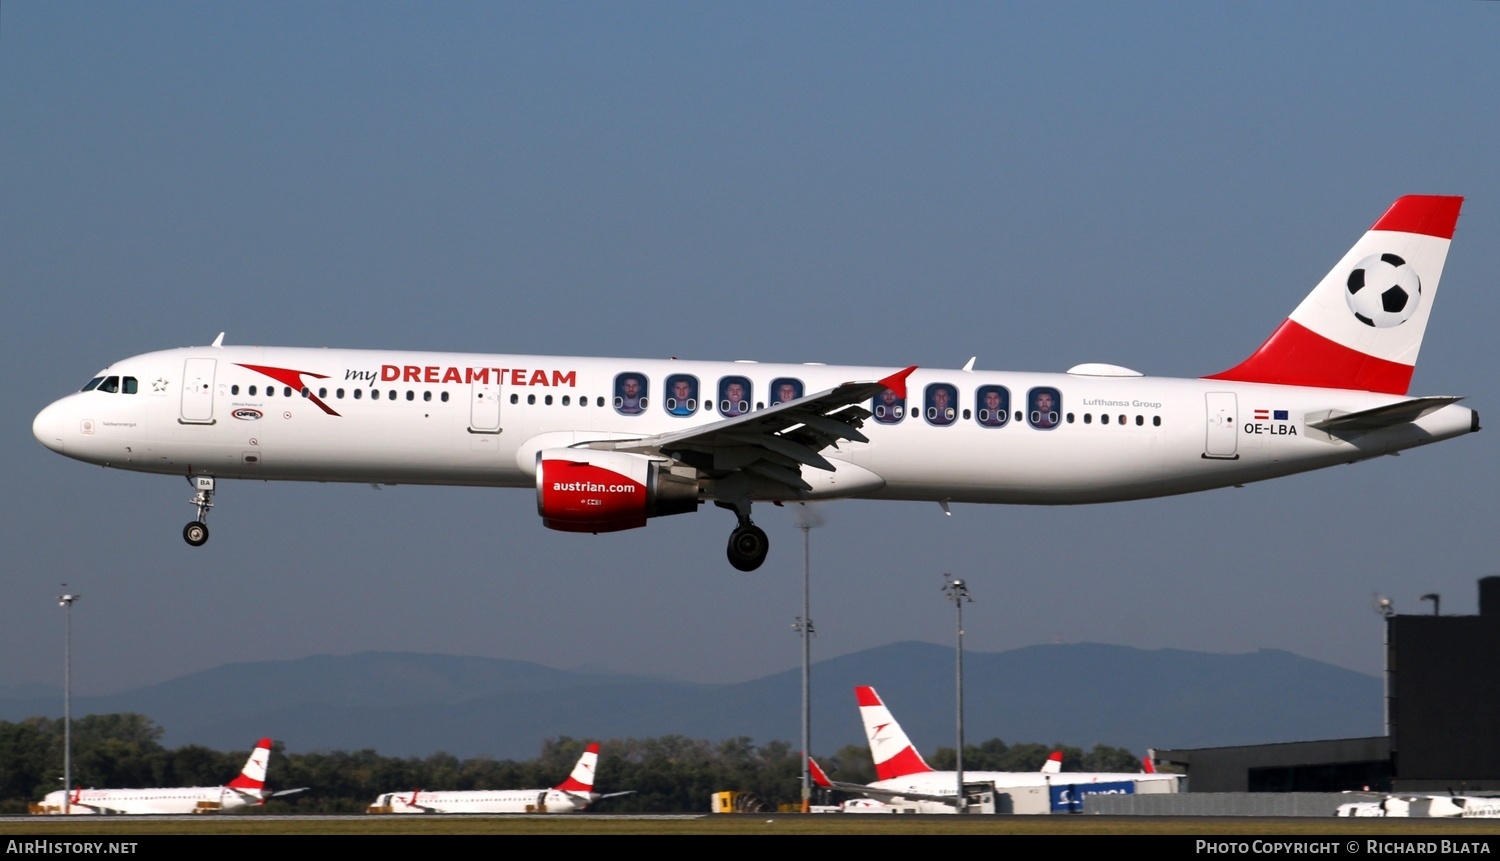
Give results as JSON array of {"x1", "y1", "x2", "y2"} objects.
[
  {"x1": 369, "y1": 788, "x2": 592, "y2": 814},
  {"x1": 34, "y1": 786, "x2": 257, "y2": 815},
  {"x1": 869, "y1": 770, "x2": 1180, "y2": 814},
  {"x1": 32, "y1": 345, "x2": 1477, "y2": 505}
]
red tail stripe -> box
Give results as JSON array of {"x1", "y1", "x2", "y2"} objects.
[
  {"x1": 854, "y1": 686, "x2": 883, "y2": 707},
  {"x1": 1371, "y1": 195, "x2": 1463, "y2": 240},
  {"x1": 874, "y1": 746, "x2": 934, "y2": 780},
  {"x1": 1203, "y1": 318, "x2": 1414, "y2": 395}
]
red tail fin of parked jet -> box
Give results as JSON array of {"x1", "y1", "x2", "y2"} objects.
[
  {"x1": 553, "y1": 742, "x2": 599, "y2": 793},
  {"x1": 857, "y1": 685, "x2": 935, "y2": 780}
]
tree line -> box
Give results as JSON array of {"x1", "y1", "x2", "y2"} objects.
[{"x1": 0, "y1": 714, "x2": 1145, "y2": 813}]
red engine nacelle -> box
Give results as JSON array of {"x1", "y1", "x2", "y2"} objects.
[{"x1": 536, "y1": 449, "x2": 699, "y2": 533}]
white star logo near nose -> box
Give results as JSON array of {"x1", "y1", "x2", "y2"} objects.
[{"x1": 152, "y1": 378, "x2": 168, "y2": 392}]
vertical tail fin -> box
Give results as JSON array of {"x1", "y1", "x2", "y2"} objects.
[
  {"x1": 1041, "y1": 751, "x2": 1063, "y2": 774},
  {"x1": 553, "y1": 742, "x2": 600, "y2": 793},
  {"x1": 1205, "y1": 195, "x2": 1462, "y2": 395},
  {"x1": 226, "y1": 738, "x2": 273, "y2": 795},
  {"x1": 856, "y1": 686, "x2": 934, "y2": 780}
]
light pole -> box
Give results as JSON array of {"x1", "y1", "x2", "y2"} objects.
[
  {"x1": 792, "y1": 504, "x2": 823, "y2": 813},
  {"x1": 58, "y1": 587, "x2": 79, "y2": 815},
  {"x1": 943, "y1": 575, "x2": 971, "y2": 813}
]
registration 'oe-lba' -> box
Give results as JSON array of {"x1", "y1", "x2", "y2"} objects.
[{"x1": 32, "y1": 196, "x2": 1476, "y2": 570}]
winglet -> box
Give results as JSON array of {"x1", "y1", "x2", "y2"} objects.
[
  {"x1": 876, "y1": 366, "x2": 918, "y2": 400},
  {"x1": 808, "y1": 757, "x2": 833, "y2": 788},
  {"x1": 1041, "y1": 751, "x2": 1063, "y2": 774}
]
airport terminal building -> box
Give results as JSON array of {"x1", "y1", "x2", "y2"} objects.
[{"x1": 1157, "y1": 577, "x2": 1500, "y2": 794}]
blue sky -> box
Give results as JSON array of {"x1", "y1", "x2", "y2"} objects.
[{"x1": 4, "y1": 2, "x2": 1498, "y2": 708}]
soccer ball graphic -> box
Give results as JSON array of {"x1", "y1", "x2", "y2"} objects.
[{"x1": 1344, "y1": 253, "x2": 1421, "y2": 328}]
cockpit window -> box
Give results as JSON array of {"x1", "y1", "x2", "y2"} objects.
[
  {"x1": 122, "y1": 377, "x2": 138, "y2": 394},
  {"x1": 97, "y1": 376, "x2": 120, "y2": 394},
  {"x1": 81, "y1": 377, "x2": 104, "y2": 392}
]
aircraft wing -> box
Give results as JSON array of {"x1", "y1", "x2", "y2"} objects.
[
  {"x1": 586, "y1": 366, "x2": 916, "y2": 495},
  {"x1": 1307, "y1": 396, "x2": 1465, "y2": 434},
  {"x1": 808, "y1": 757, "x2": 959, "y2": 808}
]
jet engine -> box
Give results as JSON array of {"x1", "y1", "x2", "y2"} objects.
[{"x1": 535, "y1": 449, "x2": 699, "y2": 533}]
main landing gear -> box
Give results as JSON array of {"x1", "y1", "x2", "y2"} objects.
[
  {"x1": 718, "y1": 499, "x2": 769, "y2": 571},
  {"x1": 184, "y1": 475, "x2": 215, "y2": 547},
  {"x1": 727, "y1": 524, "x2": 769, "y2": 572}
]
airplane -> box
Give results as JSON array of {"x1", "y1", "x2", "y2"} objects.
[
  {"x1": 367, "y1": 742, "x2": 626, "y2": 814},
  {"x1": 29, "y1": 737, "x2": 301, "y2": 815},
  {"x1": 813, "y1": 686, "x2": 1181, "y2": 813},
  {"x1": 31, "y1": 196, "x2": 1475, "y2": 571},
  {"x1": 1336, "y1": 793, "x2": 1500, "y2": 818}
]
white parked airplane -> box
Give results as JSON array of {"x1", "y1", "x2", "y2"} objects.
[
  {"x1": 813, "y1": 686, "x2": 1180, "y2": 813},
  {"x1": 32, "y1": 196, "x2": 1475, "y2": 570},
  {"x1": 30, "y1": 737, "x2": 297, "y2": 815},
  {"x1": 368, "y1": 742, "x2": 624, "y2": 814}
]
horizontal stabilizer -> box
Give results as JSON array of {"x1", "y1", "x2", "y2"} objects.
[{"x1": 1307, "y1": 396, "x2": 1464, "y2": 433}]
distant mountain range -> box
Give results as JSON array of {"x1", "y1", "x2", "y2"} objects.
[{"x1": 0, "y1": 642, "x2": 1381, "y2": 759}]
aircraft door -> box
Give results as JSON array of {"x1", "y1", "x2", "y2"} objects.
[
  {"x1": 1203, "y1": 392, "x2": 1238, "y2": 459},
  {"x1": 180, "y1": 359, "x2": 216, "y2": 424},
  {"x1": 469, "y1": 376, "x2": 502, "y2": 433}
]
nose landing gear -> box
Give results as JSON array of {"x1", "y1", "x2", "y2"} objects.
[{"x1": 184, "y1": 475, "x2": 214, "y2": 547}]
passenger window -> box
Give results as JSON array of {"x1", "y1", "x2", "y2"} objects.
[
  {"x1": 249, "y1": 385, "x2": 258, "y2": 396},
  {"x1": 231, "y1": 385, "x2": 240, "y2": 395},
  {"x1": 354, "y1": 389, "x2": 363, "y2": 400},
  {"x1": 665, "y1": 374, "x2": 699, "y2": 417},
  {"x1": 872, "y1": 387, "x2": 905, "y2": 424},
  {"x1": 717, "y1": 376, "x2": 751, "y2": 417},
  {"x1": 924, "y1": 383, "x2": 958, "y2": 426},
  {"x1": 975, "y1": 385, "x2": 1010, "y2": 428},
  {"x1": 1027, "y1": 387, "x2": 1061, "y2": 430},
  {"x1": 424, "y1": 391, "x2": 432, "y2": 402},
  {"x1": 770, "y1": 378, "x2": 804, "y2": 406},
  {"x1": 614, "y1": 373, "x2": 648, "y2": 415},
  {"x1": 527, "y1": 394, "x2": 536, "y2": 405},
  {"x1": 441, "y1": 392, "x2": 450, "y2": 402}
]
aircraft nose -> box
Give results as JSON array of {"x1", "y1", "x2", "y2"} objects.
[{"x1": 33, "y1": 400, "x2": 67, "y2": 454}]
